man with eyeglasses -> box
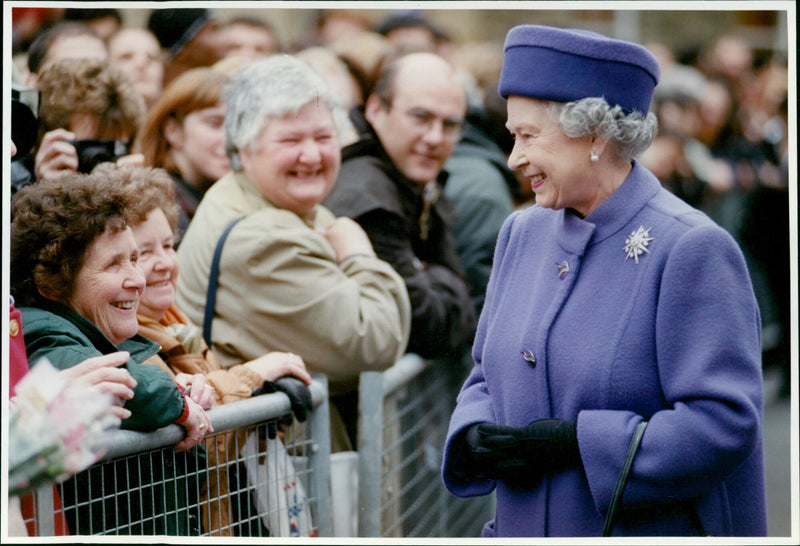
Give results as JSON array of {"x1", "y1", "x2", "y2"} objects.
[{"x1": 324, "y1": 51, "x2": 476, "y2": 370}]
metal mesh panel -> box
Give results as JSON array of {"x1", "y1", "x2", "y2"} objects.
[
  {"x1": 359, "y1": 354, "x2": 495, "y2": 538},
  {"x1": 23, "y1": 382, "x2": 332, "y2": 537}
]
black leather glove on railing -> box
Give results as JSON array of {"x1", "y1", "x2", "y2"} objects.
[
  {"x1": 262, "y1": 376, "x2": 313, "y2": 422},
  {"x1": 463, "y1": 418, "x2": 582, "y2": 482}
]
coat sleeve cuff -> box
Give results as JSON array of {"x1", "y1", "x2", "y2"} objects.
[{"x1": 173, "y1": 382, "x2": 190, "y2": 424}]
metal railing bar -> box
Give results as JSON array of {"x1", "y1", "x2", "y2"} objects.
[
  {"x1": 93, "y1": 381, "x2": 325, "y2": 461},
  {"x1": 380, "y1": 354, "x2": 427, "y2": 396}
]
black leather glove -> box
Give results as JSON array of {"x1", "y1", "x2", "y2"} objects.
[
  {"x1": 464, "y1": 419, "x2": 581, "y2": 482},
  {"x1": 258, "y1": 376, "x2": 313, "y2": 423}
]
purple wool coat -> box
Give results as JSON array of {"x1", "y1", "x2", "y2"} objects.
[{"x1": 442, "y1": 162, "x2": 766, "y2": 537}]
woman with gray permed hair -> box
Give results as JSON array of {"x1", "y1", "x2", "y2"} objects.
[
  {"x1": 223, "y1": 54, "x2": 353, "y2": 171},
  {"x1": 549, "y1": 96, "x2": 658, "y2": 162},
  {"x1": 443, "y1": 25, "x2": 765, "y2": 537},
  {"x1": 176, "y1": 54, "x2": 411, "y2": 453}
]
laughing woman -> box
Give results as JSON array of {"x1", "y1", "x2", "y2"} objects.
[
  {"x1": 11, "y1": 172, "x2": 212, "y2": 535},
  {"x1": 175, "y1": 55, "x2": 411, "y2": 451},
  {"x1": 442, "y1": 25, "x2": 766, "y2": 538},
  {"x1": 96, "y1": 162, "x2": 313, "y2": 535}
]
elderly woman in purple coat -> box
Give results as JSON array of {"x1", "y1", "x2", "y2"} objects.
[{"x1": 441, "y1": 25, "x2": 766, "y2": 538}]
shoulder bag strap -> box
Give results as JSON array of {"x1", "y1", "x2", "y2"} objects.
[
  {"x1": 603, "y1": 420, "x2": 648, "y2": 537},
  {"x1": 203, "y1": 217, "x2": 245, "y2": 346}
]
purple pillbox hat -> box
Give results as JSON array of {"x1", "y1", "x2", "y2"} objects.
[{"x1": 499, "y1": 25, "x2": 661, "y2": 115}]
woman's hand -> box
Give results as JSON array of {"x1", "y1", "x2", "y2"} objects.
[
  {"x1": 245, "y1": 352, "x2": 312, "y2": 385},
  {"x1": 61, "y1": 351, "x2": 137, "y2": 420},
  {"x1": 318, "y1": 217, "x2": 376, "y2": 263},
  {"x1": 114, "y1": 153, "x2": 145, "y2": 169},
  {"x1": 174, "y1": 397, "x2": 213, "y2": 452},
  {"x1": 174, "y1": 372, "x2": 215, "y2": 410},
  {"x1": 34, "y1": 129, "x2": 79, "y2": 181}
]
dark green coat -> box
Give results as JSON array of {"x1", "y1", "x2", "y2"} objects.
[
  {"x1": 20, "y1": 301, "x2": 206, "y2": 535},
  {"x1": 21, "y1": 301, "x2": 184, "y2": 430}
]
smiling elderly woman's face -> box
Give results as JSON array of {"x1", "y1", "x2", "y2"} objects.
[
  {"x1": 130, "y1": 207, "x2": 179, "y2": 322},
  {"x1": 505, "y1": 96, "x2": 598, "y2": 217},
  {"x1": 238, "y1": 101, "x2": 341, "y2": 215},
  {"x1": 68, "y1": 226, "x2": 145, "y2": 345}
]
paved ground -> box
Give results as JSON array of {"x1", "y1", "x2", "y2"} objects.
[{"x1": 762, "y1": 367, "x2": 794, "y2": 538}]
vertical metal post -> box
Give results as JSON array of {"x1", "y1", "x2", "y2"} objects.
[
  {"x1": 308, "y1": 376, "x2": 333, "y2": 537},
  {"x1": 774, "y1": 9, "x2": 787, "y2": 56},
  {"x1": 35, "y1": 484, "x2": 55, "y2": 535},
  {"x1": 357, "y1": 371, "x2": 384, "y2": 537},
  {"x1": 613, "y1": 10, "x2": 641, "y2": 43}
]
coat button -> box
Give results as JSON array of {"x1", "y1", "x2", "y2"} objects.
[
  {"x1": 521, "y1": 350, "x2": 536, "y2": 366},
  {"x1": 10, "y1": 318, "x2": 20, "y2": 337}
]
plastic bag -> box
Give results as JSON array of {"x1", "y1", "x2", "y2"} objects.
[{"x1": 240, "y1": 432, "x2": 315, "y2": 537}]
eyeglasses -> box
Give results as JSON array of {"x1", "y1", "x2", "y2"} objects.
[{"x1": 399, "y1": 107, "x2": 464, "y2": 140}]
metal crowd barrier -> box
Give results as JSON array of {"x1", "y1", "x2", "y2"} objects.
[
  {"x1": 25, "y1": 377, "x2": 333, "y2": 537},
  {"x1": 357, "y1": 353, "x2": 496, "y2": 537}
]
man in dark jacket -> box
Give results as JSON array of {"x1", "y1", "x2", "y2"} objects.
[{"x1": 324, "y1": 52, "x2": 476, "y2": 362}]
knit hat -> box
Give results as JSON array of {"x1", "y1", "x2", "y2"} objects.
[
  {"x1": 147, "y1": 8, "x2": 212, "y2": 56},
  {"x1": 498, "y1": 25, "x2": 660, "y2": 115}
]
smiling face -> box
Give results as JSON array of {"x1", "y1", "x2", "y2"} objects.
[
  {"x1": 167, "y1": 103, "x2": 230, "y2": 191},
  {"x1": 68, "y1": 227, "x2": 145, "y2": 345},
  {"x1": 109, "y1": 28, "x2": 164, "y2": 108},
  {"x1": 238, "y1": 101, "x2": 340, "y2": 214},
  {"x1": 505, "y1": 96, "x2": 598, "y2": 216},
  {"x1": 130, "y1": 208, "x2": 178, "y2": 321},
  {"x1": 366, "y1": 54, "x2": 466, "y2": 185}
]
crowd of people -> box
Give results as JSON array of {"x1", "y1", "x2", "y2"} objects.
[{"x1": 7, "y1": 6, "x2": 789, "y2": 539}]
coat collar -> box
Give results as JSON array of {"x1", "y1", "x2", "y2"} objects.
[
  {"x1": 33, "y1": 298, "x2": 160, "y2": 361},
  {"x1": 228, "y1": 170, "x2": 322, "y2": 228},
  {"x1": 556, "y1": 161, "x2": 661, "y2": 254}
]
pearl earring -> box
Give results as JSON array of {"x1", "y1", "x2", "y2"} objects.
[{"x1": 590, "y1": 152, "x2": 600, "y2": 163}]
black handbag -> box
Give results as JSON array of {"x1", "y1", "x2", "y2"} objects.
[{"x1": 602, "y1": 420, "x2": 648, "y2": 536}]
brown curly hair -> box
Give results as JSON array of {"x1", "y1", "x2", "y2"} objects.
[
  {"x1": 11, "y1": 172, "x2": 140, "y2": 307},
  {"x1": 92, "y1": 163, "x2": 180, "y2": 233},
  {"x1": 36, "y1": 57, "x2": 145, "y2": 143}
]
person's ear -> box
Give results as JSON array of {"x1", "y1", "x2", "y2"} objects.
[
  {"x1": 237, "y1": 145, "x2": 255, "y2": 175},
  {"x1": 164, "y1": 117, "x2": 185, "y2": 150},
  {"x1": 589, "y1": 136, "x2": 611, "y2": 159},
  {"x1": 37, "y1": 285, "x2": 60, "y2": 303},
  {"x1": 364, "y1": 94, "x2": 387, "y2": 126}
]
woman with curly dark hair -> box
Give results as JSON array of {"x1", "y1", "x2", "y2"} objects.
[{"x1": 11, "y1": 171, "x2": 213, "y2": 535}]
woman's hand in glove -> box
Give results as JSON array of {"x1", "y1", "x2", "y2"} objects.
[
  {"x1": 257, "y1": 376, "x2": 313, "y2": 423},
  {"x1": 463, "y1": 419, "x2": 581, "y2": 482}
]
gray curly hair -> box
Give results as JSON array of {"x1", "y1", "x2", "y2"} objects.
[
  {"x1": 223, "y1": 54, "x2": 350, "y2": 171},
  {"x1": 546, "y1": 97, "x2": 658, "y2": 161}
]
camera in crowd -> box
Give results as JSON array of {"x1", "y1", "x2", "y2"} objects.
[{"x1": 68, "y1": 139, "x2": 130, "y2": 174}]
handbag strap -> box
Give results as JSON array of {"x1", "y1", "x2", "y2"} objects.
[
  {"x1": 203, "y1": 217, "x2": 245, "y2": 346},
  {"x1": 603, "y1": 420, "x2": 648, "y2": 537}
]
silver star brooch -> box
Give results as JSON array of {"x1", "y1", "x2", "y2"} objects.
[{"x1": 623, "y1": 226, "x2": 654, "y2": 263}]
